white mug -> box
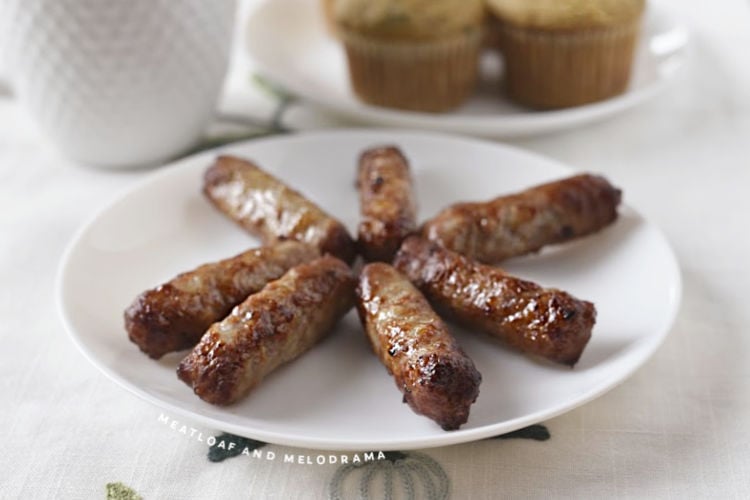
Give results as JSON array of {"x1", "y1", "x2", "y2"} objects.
[{"x1": 0, "y1": 0, "x2": 236, "y2": 168}]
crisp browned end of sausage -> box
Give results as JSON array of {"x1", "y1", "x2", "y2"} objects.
[
  {"x1": 422, "y1": 173, "x2": 622, "y2": 263},
  {"x1": 177, "y1": 255, "x2": 355, "y2": 405},
  {"x1": 124, "y1": 241, "x2": 320, "y2": 359},
  {"x1": 356, "y1": 263, "x2": 481, "y2": 430},
  {"x1": 203, "y1": 155, "x2": 356, "y2": 263},
  {"x1": 356, "y1": 146, "x2": 417, "y2": 262},
  {"x1": 394, "y1": 237, "x2": 595, "y2": 366}
]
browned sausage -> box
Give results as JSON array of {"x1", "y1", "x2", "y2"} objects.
[
  {"x1": 356, "y1": 263, "x2": 481, "y2": 430},
  {"x1": 394, "y1": 237, "x2": 595, "y2": 366},
  {"x1": 125, "y1": 241, "x2": 319, "y2": 359},
  {"x1": 357, "y1": 146, "x2": 417, "y2": 262},
  {"x1": 203, "y1": 155, "x2": 356, "y2": 263},
  {"x1": 178, "y1": 255, "x2": 355, "y2": 405},
  {"x1": 422, "y1": 173, "x2": 622, "y2": 263}
]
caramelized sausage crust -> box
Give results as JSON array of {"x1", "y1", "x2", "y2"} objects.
[
  {"x1": 203, "y1": 155, "x2": 356, "y2": 263},
  {"x1": 394, "y1": 237, "x2": 595, "y2": 366},
  {"x1": 178, "y1": 256, "x2": 355, "y2": 405},
  {"x1": 356, "y1": 263, "x2": 481, "y2": 430},
  {"x1": 125, "y1": 241, "x2": 319, "y2": 359},
  {"x1": 422, "y1": 173, "x2": 621, "y2": 263},
  {"x1": 357, "y1": 146, "x2": 417, "y2": 262}
]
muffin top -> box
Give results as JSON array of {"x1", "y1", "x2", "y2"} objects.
[
  {"x1": 485, "y1": 0, "x2": 645, "y2": 30},
  {"x1": 334, "y1": 0, "x2": 485, "y2": 40}
]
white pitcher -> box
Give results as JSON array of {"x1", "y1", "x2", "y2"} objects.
[{"x1": 0, "y1": 0, "x2": 236, "y2": 167}]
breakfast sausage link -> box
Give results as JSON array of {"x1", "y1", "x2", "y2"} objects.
[
  {"x1": 394, "y1": 237, "x2": 596, "y2": 366},
  {"x1": 125, "y1": 241, "x2": 319, "y2": 359},
  {"x1": 203, "y1": 155, "x2": 356, "y2": 263},
  {"x1": 356, "y1": 146, "x2": 417, "y2": 262},
  {"x1": 178, "y1": 255, "x2": 356, "y2": 405},
  {"x1": 356, "y1": 263, "x2": 481, "y2": 430},
  {"x1": 422, "y1": 173, "x2": 622, "y2": 263}
]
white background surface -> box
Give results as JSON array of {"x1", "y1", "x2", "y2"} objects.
[{"x1": 2, "y1": 0, "x2": 750, "y2": 497}]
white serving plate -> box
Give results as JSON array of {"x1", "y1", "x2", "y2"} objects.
[{"x1": 57, "y1": 130, "x2": 681, "y2": 450}]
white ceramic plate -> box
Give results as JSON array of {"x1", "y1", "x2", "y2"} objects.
[
  {"x1": 57, "y1": 130, "x2": 681, "y2": 451},
  {"x1": 244, "y1": 0, "x2": 689, "y2": 138}
]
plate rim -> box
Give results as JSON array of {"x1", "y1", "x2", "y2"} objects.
[
  {"x1": 56, "y1": 129, "x2": 683, "y2": 451},
  {"x1": 244, "y1": 0, "x2": 690, "y2": 137}
]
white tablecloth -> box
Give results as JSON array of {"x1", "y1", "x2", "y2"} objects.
[{"x1": 2, "y1": 0, "x2": 750, "y2": 498}]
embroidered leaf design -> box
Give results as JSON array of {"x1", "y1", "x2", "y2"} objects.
[
  {"x1": 251, "y1": 74, "x2": 294, "y2": 102},
  {"x1": 383, "y1": 451, "x2": 408, "y2": 462},
  {"x1": 329, "y1": 451, "x2": 449, "y2": 500},
  {"x1": 106, "y1": 482, "x2": 142, "y2": 500},
  {"x1": 207, "y1": 432, "x2": 267, "y2": 462},
  {"x1": 492, "y1": 424, "x2": 550, "y2": 441}
]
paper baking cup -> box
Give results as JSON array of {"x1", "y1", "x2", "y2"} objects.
[
  {"x1": 497, "y1": 20, "x2": 642, "y2": 109},
  {"x1": 339, "y1": 29, "x2": 482, "y2": 112},
  {"x1": 320, "y1": 0, "x2": 338, "y2": 37}
]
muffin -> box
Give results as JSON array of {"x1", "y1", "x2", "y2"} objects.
[
  {"x1": 334, "y1": 0, "x2": 485, "y2": 112},
  {"x1": 486, "y1": 0, "x2": 646, "y2": 109}
]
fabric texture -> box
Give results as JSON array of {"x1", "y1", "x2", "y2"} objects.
[{"x1": 1, "y1": 0, "x2": 750, "y2": 498}]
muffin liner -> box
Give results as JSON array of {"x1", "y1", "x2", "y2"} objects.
[
  {"x1": 496, "y1": 19, "x2": 642, "y2": 109},
  {"x1": 320, "y1": 0, "x2": 338, "y2": 37},
  {"x1": 338, "y1": 28, "x2": 482, "y2": 112}
]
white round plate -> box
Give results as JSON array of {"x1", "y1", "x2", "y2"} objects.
[
  {"x1": 57, "y1": 130, "x2": 681, "y2": 451},
  {"x1": 245, "y1": 0, "x2": 689, "y2": 138}
]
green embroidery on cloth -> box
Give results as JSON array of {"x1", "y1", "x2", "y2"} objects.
[
  {"x1": 106, "y1": 482, "x2": 142, "y2": 500},
  {"x1": 207, "y1": 433, "x2": 267, "y2": 463},
  {"x1": 182, "y1": 72, "x2": 295, "y2": 158},
  {"x1": 326, "y1": 425, "x2": 551, "y2": 498},
  {"x1": 493, "y1": 424, "x2": 551, "y2": 441},
  {"x1": 251, "y1": 74, "x2": 294, "y2": 103},
  {"x1": 329, "y1": 451, "x2": 450, "y2": 500}
]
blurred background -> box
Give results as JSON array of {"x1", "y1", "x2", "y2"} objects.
[{"x1": 2, "y1": 1, "x2": 750, "y2": 498}]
